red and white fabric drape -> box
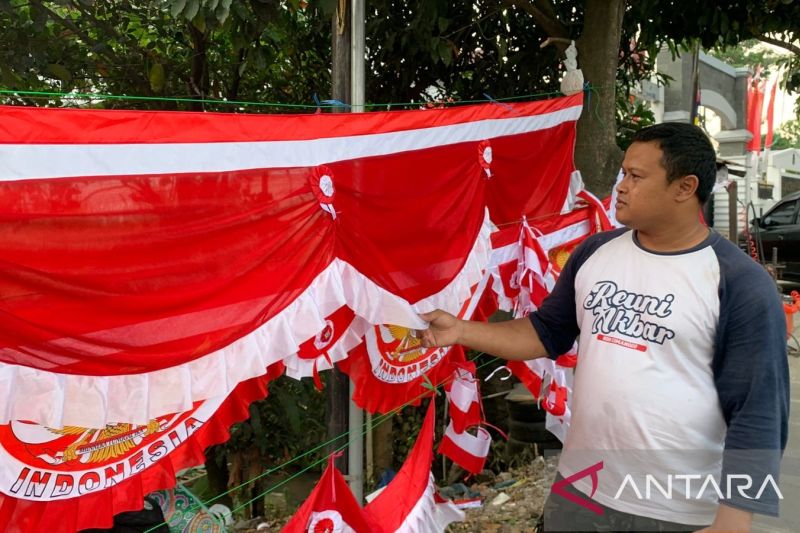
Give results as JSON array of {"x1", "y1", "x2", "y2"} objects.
[{"x1": 0, "y1": 94, "x2": 582, "y2": 531}]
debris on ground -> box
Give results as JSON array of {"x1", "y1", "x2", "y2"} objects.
[{"x1": 446, "y1": 455, "x2": 558, "y2": 532}]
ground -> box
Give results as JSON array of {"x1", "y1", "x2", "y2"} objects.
[{"x1": 446, "y1": 455, "x2": 557, "y2": 532}]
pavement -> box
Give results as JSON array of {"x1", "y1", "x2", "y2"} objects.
[{"x1": 753, "y1": 314, "x2": 800, "y2": 533}]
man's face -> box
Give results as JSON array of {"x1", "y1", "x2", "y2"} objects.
[{"x1": 616, "y1": 141, "x2": 678, "y2": 231}]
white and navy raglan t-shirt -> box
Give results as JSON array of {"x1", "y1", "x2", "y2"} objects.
[{"x1": 530, "y1": 228, "x2": 789, "y2": 525}]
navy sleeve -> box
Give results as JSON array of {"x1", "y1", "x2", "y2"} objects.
[
  {"x1": 712, "y1": 238, "x2": 789, "y2": 517},
  {"x1": 529, "y1": 228, "x2": 628, "y2": 358}
]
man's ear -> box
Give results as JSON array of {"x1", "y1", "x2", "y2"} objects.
[{"x1": 674, "y1": 174, "x2": 699, "y2": 202}]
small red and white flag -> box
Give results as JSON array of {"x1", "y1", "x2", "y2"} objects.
[
  {"x1": 282, "y1": 454, "x2": 380, "y2": 533},
  {"x1": 438, "y1": 421, "x2": 491, "y2": 475},
  {"x1": 445, "y1": 366, "x2": 482, "y2": 434}
]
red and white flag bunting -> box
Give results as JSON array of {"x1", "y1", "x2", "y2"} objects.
[
  {"x1": 438, "y1": 421, "x2": 491, "y2": 475},
  {"x1": 0, "y1": 93, "x2": 582, "y2": 530},
  {"x1": 446, "y1": 367, "x2": 482, "y2": 434}
]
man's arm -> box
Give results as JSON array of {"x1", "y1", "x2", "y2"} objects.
[
  {"x1": 418, "y1": 310, "x2": 547, "y2": 361},
  {"x1": 712, "y1": 244, "x2": 789, "y2": 519},
  {"x1": 695, "y1": 503, "x2": 752, "y2": 532},
  {"x1": 418, "y1": 231, "x2": 612, "y2": 360}
]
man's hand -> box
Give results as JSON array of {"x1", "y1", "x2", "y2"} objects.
[
  {"x1": 418, "y1": 310, "x2": 463, "y2": 348},
  {"x1": 417, "y1": 310, "x2": 547, "y2": 362}
]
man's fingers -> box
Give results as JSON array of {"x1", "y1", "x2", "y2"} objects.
[
  {"x1": 418, "y1": 310, "x2": 440, "y2": 322},
  {"x1": 419, "y1": 329, "x2": 436, "y2": 348}
]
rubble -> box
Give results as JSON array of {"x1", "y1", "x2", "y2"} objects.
[{"x1": 446, "y1": 455, "x2": 558, "y2": 532}]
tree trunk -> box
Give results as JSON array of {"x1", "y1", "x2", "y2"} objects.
[
  {"x1": 574, "y1": 0, "x2": 626, "y2": 195},
  {"x1": 204, "y1": 446, "x2": 233, "y2": 508},
  {"x1": 325, "y1": 1, "x2": 351, "y2": 474},
  {"x1": 188, "y1": 24, "x2": 208, "y2": 111}
]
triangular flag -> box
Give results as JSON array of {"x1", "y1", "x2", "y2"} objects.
[
  {"x1": 281, "y1": 455, "x2": 380, "y2": 533},
  {"x1": 366, "y1": 400, "x2": 464, "y2": 532}
]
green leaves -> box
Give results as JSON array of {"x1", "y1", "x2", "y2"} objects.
[
  {"x1": 149, "y1": 62, "x2": 165, "y2": 92},
  {"x1": 169, "y1": 0, "x2": 187, "y2": 18},
  {"x1": 46, "y1": 63, "x2": 71, "y2": 82},
  {"x1": 438, "y1": 39, "x2": 452, "y2": 66}
]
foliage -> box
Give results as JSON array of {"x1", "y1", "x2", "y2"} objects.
[
  {"x1": 210, "y1": 375, "x2": 326, "y2": 517},
  {"x1": 0, "y1": 0, "x2": 331, "y2": 110},
  {"x1": 616, "y1": 91, "x2": 657, "y2": 151},
  {"x1": 707, "y1": 38, "x2": 785, "y2": 77},
  {"x1": 768, "y1": 119, "x2": 800, "y2": 150},
  {"x1": 630, "y1": 1, "x2": 800, "y2": 94}
]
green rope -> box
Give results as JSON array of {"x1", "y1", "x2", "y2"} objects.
[
  {"x1": 142, "y1": 352, "x2": 496, "y2": 532},
  {"x1": 0, "y1": 87, "x2": 594, "y2": 110},
  {"x1": 213, "y1": 354, "x2": 500, "y2": 527}
]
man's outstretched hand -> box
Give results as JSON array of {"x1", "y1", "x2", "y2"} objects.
[
  {"x1": 418, "y1": 310, "x2": 463, "y2": 348},
  {"x1": 418, "y1": 310, "x2": 545, "y2": 362}
]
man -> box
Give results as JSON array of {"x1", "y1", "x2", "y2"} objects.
[{"x1": 420, "y1": 123, "x2": 788, "y2": 532}]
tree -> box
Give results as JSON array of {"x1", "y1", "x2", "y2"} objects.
[
  {"x1": 769, "y1": 119, "x2": 800, "y2": 150},
  {"x1": 0, "y1": 0, "x2": 332, "y2": 110}
]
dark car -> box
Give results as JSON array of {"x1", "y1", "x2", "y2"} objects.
[{"x1": 745, "y1": 191, "x2": 800, "y2": 282}]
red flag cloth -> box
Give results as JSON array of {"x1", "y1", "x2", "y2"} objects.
[
  {"x1": 0, "y1": 362, "x2": 284, "y2": 533},
  {"x1": 340, "y1": 278, "x2": 492, "y2": 414},
  {"x1": 445, "y1": 367, "x2": 482, "y2": 434},
  {"x1": 365, "y1": 400, "x2": 463, "y2": 531},
  {"x1": 0, "y1": 95, "x2": 580, "y2": 430},
  {"x1": 284, "y1": 401, "x2": 463, "y2": 532},
  {"x1": 747, "y1": 76, "x2": 765, "y2": 152},
  {"x1": 765, "y1": 80, "x2": 779, "y2": 149},
  {"x1": 437, "y1": 421, "x2": 491, "y2": 475},
  {"x1": 282, "y1": 454, "x2": 380, "y2": 533}
]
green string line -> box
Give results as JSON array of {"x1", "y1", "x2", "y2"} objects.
[
  {"x1": 214, "y1": 354, "x2": 500, "y2": 527},
  {"x1": 142, "y1": 352, "x2": 497, "y2": 532},
  {"x1": 0, "y1": 87, "x2": 608, "y2": 110}
]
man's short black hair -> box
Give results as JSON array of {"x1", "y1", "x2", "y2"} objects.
[{"x1": 631, "y1": 122, "x2": 716, "y2": 203}]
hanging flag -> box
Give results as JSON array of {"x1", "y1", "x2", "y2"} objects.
[
  {"x1": 437, "y1": 421, "x2": 491, "y2": 475},
  {"x1": 0, "y1": 94, "x2": 581, "y2": 431},
  {"x1": 365, "y1": 401, "x2": 464, "y2": 532},
  {"x1": 747, "y1": 68, "x2": 765, "y2": 153},
  {"x1": 445, "y1": 366, "x2": 482, "y2": 434},
  {"x1": 0, "y1": 363, "x2": 284, "y2": 533},
  {"x1": 765, "y1": 79, "x2": 779, "y2": 149}
]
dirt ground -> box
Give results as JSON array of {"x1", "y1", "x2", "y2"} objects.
[{"x1": 446, "y1": 455, "x2": 557, "y2": 533}]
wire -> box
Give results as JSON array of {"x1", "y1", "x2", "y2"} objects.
[
  {"x1": 142, "y1": 352, "x2": 495, "y2": 531},
  {"x1": 0, "y1": 86, "x2": 608, "y2": 111}
]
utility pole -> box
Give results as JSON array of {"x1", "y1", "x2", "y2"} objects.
[{"x1": 348, "y1": 0, "x2": 365, "y2": 505}]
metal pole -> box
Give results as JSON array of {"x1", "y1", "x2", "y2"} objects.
[
  {"x1": 744, "y1": 151, "x2": 754, "y2": 222},
  {"x1": 351, "y1": 0, "x2": 365, "y2": 113},
  {"x1": 347, "y1": 0, "x2": 366, "y2": 504},
  {"x1": 727, "y1": 180, "x2": 738, "y2": 243}
]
